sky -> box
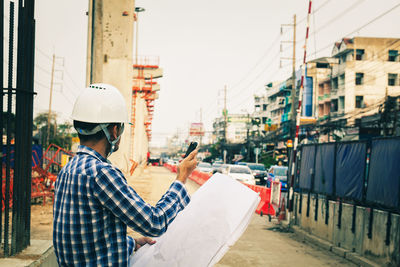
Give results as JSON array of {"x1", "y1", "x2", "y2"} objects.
[{"x1": 30, "y1": 0, "x2": 400, "y2": 147}]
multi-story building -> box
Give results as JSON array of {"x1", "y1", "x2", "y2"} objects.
[
  {"x1": 252, "y1": 37, "x2": 400, "y2": 142},
  {"x1": 213, "y1": 114, "x2": 250, "y2": 143},
  {"x1": 253, "y1": 94, "x2": 268, "y2": 125},
  {"x1": 253, "y1": 57, "x2": 331, "y2": 139},
  {"x1": 324, "y1": 37, "x2": 400, "y2": 122},
  {"x1": 306, "y1": 57, "x2": 338, "y2": 118}
]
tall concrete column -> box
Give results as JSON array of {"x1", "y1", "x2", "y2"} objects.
[{"x1": 86, "y1": 0, "x2": 135, "y2": 173}]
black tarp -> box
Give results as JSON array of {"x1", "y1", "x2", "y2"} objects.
[
  {"x1": 335, "y1": 142, "x2": 366, "y2": 200},
  {"x1": 299, "y1": 145, "x2": 315, "y2": 190},
  {"x1": 366, "y1": 139, "x2": 400, "y2": 209},
  {"x1": 314, "y1": 144, "x2": 335, "y2": 195}
]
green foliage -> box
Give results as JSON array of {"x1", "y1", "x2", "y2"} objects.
[
  {"x1": 259, "y1": 152, "x2": 276, "y2": 169},
  {"x1": 33, "y1": 112, "x2": 73, "y2": 150}
]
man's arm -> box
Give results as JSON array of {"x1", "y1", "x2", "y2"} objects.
[{"x1": 92, "y1": 150, "x2": 197, "y2": 237}]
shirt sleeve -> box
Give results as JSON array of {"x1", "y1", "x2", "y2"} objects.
[{"x1": 92, "y1": 166, "x2": 191, "y2": 237}]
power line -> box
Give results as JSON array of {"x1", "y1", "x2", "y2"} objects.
[
  {"x1": 64, "y1": 68, "x2": 83, "y2": 94},
  {"x1": 35, "y1": 64, "x2": 52, "y2": 76},
  {"x1": 297, "y1": 0, "x2": 333, "y2": 25},
  {"x1": 312, "y1": 2, "x2": 400, "y2": 57},
  {"x1": 34, "y1": 80, "x2": 50, "y2": 89},
  {"x1": 35, "y1": 47, "x2": 53, "y2": 62}
]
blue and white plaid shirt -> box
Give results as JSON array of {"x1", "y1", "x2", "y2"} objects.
[{"x1": 53, "y1": 145, "x2": 190, "y2": 266}]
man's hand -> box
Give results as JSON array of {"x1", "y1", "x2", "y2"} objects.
[
  {"x1": 135, "y1": 236, "x2": 156, "y2": 251},
  {"x1": 176, "y1": 149, "x2": 198, "y2": 184}
]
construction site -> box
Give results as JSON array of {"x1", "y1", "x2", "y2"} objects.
[{"x1": 1, "y1": 0, "x2": 400, "y2": 266}]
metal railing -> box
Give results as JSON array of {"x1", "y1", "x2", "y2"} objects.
[{"x1": 1, "y1": 0, "x2": 35, "y2": 256}]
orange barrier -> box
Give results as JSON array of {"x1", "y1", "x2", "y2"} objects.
[
  {"x1": 163, "y1": 165, "x2": 275, "y2": 216},
  {"x1": 188, "y1": 170, "x2": 212, "y2": 185},
  {"x1": 163, "y1": 163, "x2": 177, "y2": 173}
]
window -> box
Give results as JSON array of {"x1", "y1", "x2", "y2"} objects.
[
  {"x1": 262, "y1": 117, "x2": 267, "y2": 124},
  {"x1": 339, "y1": 74, "x2": 345, "y2": 87},
  {"x1": 355, "y1": 73, "x2": 364, "y2": 85},
  {"x1": 388, "y1": 73, "x2": 398, "y2": 86},
  {"x1": 316, "y1": 62, "x2": 329, "y2": 68},
  {"x1": 332, "y1": 77, "x2": 338, "y2": 89},
  {"x1": 263, "y1": 104, "x2": 267, "y2": 111},
  {"x1": 388, "y1": 50, "x2": 399, "y2": 62},
  {"x1": 331, "y1": 99, "x2": 338, "y2": 112},
  {"x1": 356, "y1": 49, "x2": 365, "y2": 60},
  {"x1": 339, "y1": 96, "x2": 345, "y2": 111},
  {"x1": 355, "y1": 96, "x2": 364, "y2": 108}
]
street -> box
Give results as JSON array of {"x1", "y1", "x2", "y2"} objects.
[{"x1": 129, "y1": 166, "x2": 355, "y2": 267}]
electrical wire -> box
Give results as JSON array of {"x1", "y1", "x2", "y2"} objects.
[{"x1": 311, "y1": 2, "x2": 400, "y2": 57}]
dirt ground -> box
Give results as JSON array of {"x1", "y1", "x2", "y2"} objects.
[{"x1": 31, "y1": 166, "x2": 355, "y2": 266}]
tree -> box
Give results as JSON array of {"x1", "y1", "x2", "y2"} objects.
[
  {"x1": 259, "y1": 151, "x2": 276, "y2": 169},
  {"x1": 33, "y1": 112, "x2": 74, "y2": 150}
]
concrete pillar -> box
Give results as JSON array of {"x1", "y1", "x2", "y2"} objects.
[{"x1": 86, "y1": 0, "x2": 137, "y2": 173}]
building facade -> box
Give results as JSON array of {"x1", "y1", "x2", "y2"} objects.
[
  {"x1": 252, "y1": 37, "x2": 400, "y2": 143},
  {"x1": 327, "y1": 37, "x2": 400, "y2": 122},
  {"x1": 213, "y1": 114, "x2": 250, "y2": 143}
]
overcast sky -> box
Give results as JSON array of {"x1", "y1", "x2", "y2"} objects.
[{"x1": 32, "y1": 0, "x2": 400, "y2": 147}]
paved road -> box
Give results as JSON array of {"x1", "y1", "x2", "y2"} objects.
[{"x1": 129, "y1": 166, "x2": 355, "y2": 267}]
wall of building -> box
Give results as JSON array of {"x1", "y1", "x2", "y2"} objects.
[
  {"x1": 294, "y1": 192, "x2": 400, "y2": 266},
  {"x1": 331, "y1": 38, "x2": 400, "y2": 119}
]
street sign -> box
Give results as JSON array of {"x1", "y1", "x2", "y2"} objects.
[
  {"x1": 264, "y1": 124, "x2": 278, "y2": 131},
  {"x1": 189, "y1": 123, "x2": 204, "y2": 136},
  {"x1": 254, "y1": 147, "x2": 261, "y2": 155}
]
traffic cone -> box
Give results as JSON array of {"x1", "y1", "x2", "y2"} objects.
[{"x1": 278, "y1": 198, "x2": 286, "y2": 221}]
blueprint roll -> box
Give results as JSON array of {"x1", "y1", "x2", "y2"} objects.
[{"x1": 129, "y1": 173, "x2": 261, "y2": 267}]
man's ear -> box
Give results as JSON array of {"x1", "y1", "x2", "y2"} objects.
[{"x1": 109, "y1": 125, "x2": 119, "y2": 141}]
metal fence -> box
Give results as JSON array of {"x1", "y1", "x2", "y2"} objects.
[
  {"x1": 294, "y1": 137, "x2": 400, "y2": 214},
  {"x1": 1, "y1": 0, "x2": 35, "y2": 256}
]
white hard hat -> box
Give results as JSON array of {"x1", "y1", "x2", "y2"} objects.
[{"x1": 72, "y1": 83, "x2": 129, "y2": 123}]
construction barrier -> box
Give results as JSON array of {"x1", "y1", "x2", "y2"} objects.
[
  {"x1": 163, "y1": 164, "x2": 277, "y2": 216},
  {"x1": 1, "y1": 144, "x2": 75, "y2": 211}
]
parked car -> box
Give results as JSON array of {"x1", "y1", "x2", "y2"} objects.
[
  {"x1": 211, "y1": 162, "x2": 223, "y2": 174},
  {"x1": 225, "y1": 165, "x2": 256, "y2": 185},
  {"x1": 246, "y1": 163, "x2": 267, "y2": 185},
  {"x1": 266, "y1": 165, "x2": 288, "y2": 191},
  {"x1": 196, "y1": 162, "x2": 212, "y2": 173}
]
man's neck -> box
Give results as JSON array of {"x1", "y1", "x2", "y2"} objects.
[{"x1": 80, "y1": 139, "x2": 108, "y2": 159}]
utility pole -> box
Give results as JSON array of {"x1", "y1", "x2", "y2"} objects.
[
  {"x1": 291, "y1": 14, "x2": 297, "y2": 139},
  {"x1": 280, "y1": 15, "x2": 297, "y2": 139},
  {"x1": 200, "y1": 107, "x2": 203, "y2": 146},
  {"x1": 223, "y1": 85, "x2": 227, "y2": 142},
  {"x1": 46, "y1": 54, "x2": 56, "y2": 147},
  {"x1": 246, "y1": 112, "x2": 250, "y2": 161}
]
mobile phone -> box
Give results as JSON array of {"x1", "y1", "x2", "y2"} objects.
[{"x1": 184, "y1": 142, "x2": 198, "y2": 158}]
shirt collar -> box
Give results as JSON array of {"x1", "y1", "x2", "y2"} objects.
[{"x1": 77, "y1": 145, "x2": 108, "y2": 162}]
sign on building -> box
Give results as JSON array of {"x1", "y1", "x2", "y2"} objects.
[
  {"x1": 264, "y1": 124, "x2": 278, "y2": 131},
  {"x1": 189, "y1": 123, "x2": 205, "y2": 136}
]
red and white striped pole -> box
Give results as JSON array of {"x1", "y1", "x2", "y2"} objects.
[{"x1": 288, "y1": 0, "x2": 312, "y2": 220}]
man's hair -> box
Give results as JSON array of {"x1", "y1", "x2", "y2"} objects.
[{"x1": 73, "y1": 121, "x2": 120, "y2": 142}]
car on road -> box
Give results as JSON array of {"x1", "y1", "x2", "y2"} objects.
[
  {"x1": 224, "y1": 165, "x2": 256, "y2": 185},
  {"x1": 211, "y1": 162, "x2": 223, "y2": 174},
  {"x1": 196, "y1": 162, "x2": 212, "y2": 173},
  {"x1": 246, "y1": 163, "x2": 267, "y2": 185},
  {"x1": 266, "y1": 165, "x2": 288, "y2": 191}
]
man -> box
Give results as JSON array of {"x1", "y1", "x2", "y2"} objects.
[{"x1": 53, "y1": 83, "x2": 197, "y2": 266}]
